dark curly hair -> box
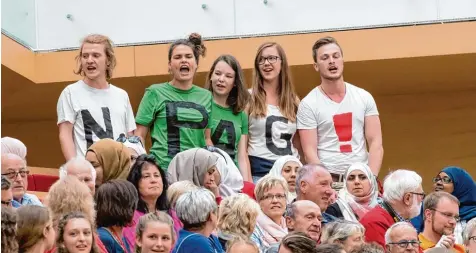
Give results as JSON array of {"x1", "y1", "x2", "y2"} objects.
[
  {"x1": 95, "y1": 179, "x2": 138, "y2": 228},
  {"x1": 127, "y1": 154, "x2": 169, "y2": 213},
  {"x1": 1, "y1": 207, "x2": 18, "y2": 253},
  {"x1": 168, "y1": 33, "x2": 206, "y2": 64},
  {"x1": 57, "y1": 212, "x2": 99, "y2": 253}
]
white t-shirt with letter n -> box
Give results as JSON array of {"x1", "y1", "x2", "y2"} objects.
[
  {"x1": 57, "y1": 80, "x2": 137, "y2": 157},
  {"x1": 297, "y1": 82, "x2": 379, "y2": 175}
]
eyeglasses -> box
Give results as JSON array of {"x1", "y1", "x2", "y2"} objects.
[
  {"x1": 432, "y1": 177, "x2": 452, "y2": 184},
  {"x1": 409, "y1": 192, "x2": 426, "y2": 199},
  {"x1": 261, "y1": 194, "x2": 286, "y2": 201},
  {"x1": 116, "y1": 134, "x2": 144, "y2": 147},
  {"x1": 387, "y1": 240, "x2": 421, "y2": 248},
  {"x1": 1, "y1": 200, "x2": 12, "y2": 206},
  {"x1": 258, "y1": 55, "x2": 280, "y2": 65},
  {"x1": 430, "y1": 209, "x2": 460, "y2": 222},
  {"x1": 1, "y1": 170, "x2": 30, "y2": 180}
]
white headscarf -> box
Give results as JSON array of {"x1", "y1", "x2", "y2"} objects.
[
  {"x1": 336, "y1": 162, "x2": 379, "y2": 221},
  {"x1": 123, "y1": 140, "x2": 147, "y2": 156},
  {"x1": 268, "y1": 155, "x2": 302, "y2": 203},
  {"x1": 1, "y1": 137, "x2": 27, "y2": 159},
  {"x1": 213, "y1": 147, "x2": 244, "y2": 198}
]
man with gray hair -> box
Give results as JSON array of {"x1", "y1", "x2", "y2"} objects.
[
  {"x1": 173, "y1": 188, "x2": 224, "y2": 253},
  {"x1": 419, "y1": 192, "x2": 465, "y2": 252},
  {"x1": 295, "y1": 164, "x2": 336, "y2": 223},
  {"x1": 59, "y1": 156, "x2": 96, "y2": 194},
  {"x1": 285, "y1": 200, "x2": 322, "y2": 242},
  {"x1": 1, "y1": 153, "x2": 42, "y2": 206},
  {"x1": 384, "y1": 222, "x2": 420, "y2": 253},
  {"x1": 463, "y1": 218, "x2": 476, "y2": 253},
  {"x1": 360, "y1": 169, "x2": 424, "y2": 248}
]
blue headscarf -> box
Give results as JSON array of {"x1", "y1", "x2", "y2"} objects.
[{"x1": 443, "y1": 166, "x2": 476, "y2": 221}]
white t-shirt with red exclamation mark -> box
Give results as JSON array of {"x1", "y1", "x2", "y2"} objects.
[{"x1": 297, "y1": 82, "x2": 379, "y2": 175}]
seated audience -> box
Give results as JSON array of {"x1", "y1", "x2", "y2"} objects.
[
  {"x1": 173, "y1": 188, "x2": 224, "y2": 253},
  {"x1": 1, "y1": 136, "x2": 27, "y2": 159},
  {"x1": 463, "y1": 218, "x2": 476, "y2": 253},
  {"x1": 16, "y1": 205, "x2": 56, "y2": 253},
  {"x1": 124, "y1": 154, "x2": 180, "y2": 249},
  {"x1": 360, "y1": 169, "x2": 424, "y2": 247},
  {"x1": 56, "y1": 212, "x2": 99, "y2": 253},
  {"x1": 419, "y1": 192, "x2": 465, "y2": 253},
  {"x1": 135, "y1": 211, "x2": 176, "y2": 253},
  {"x1": 251, "y1": 175, "x2": 289, "y2": 252},
  {"x1": 116, "y1": 133, "x2": 147, "y2": 164},
  {"x1": 315, "y1": 244, "x2": 345, "y2": 253},
  {"x1": 268, "y1": 155, "x2": 302, "y2": 203},
  {"x1": 384, "y1": 222, "x2": 420, "y2": 253},
  {"x1": 278, "y1": 232, "x2": 317, "y2": 253},
  {"x1": 1, "y1": 206, "x2": 18, "y2": 253},
  {"x1": 1, "y1": 175, "x2": 18, "y2": 208},
  {"x1": 85, "y1": 138, "x2": 131, "y2": 187},
  {"x1": 226, "y1": 236, "x2": 259, "y2": 253},
  {"x1": 285, "y1": 200, "x2": 322, "y2": 242},
  {"x1": 320, "y1": 220, "x2": 365, "y2": 253},
  {"x1": 59, "y1": 156, "x2": 96, "y2": 194},
  {"x1": 325, "y1": 162, "x2": 379, "y2": 221},
  {"x1": 95, "y1": 180, "x2": 138, "y2": 253},
  {"x1": 1, "y1": 153, "x2": 42, "y2": 206},
  {"x1": 295, "y1": 164, "x2": 336, "y2": 223},
  {"x1": 46, "y1": 176, "x2": 107, "y2": 253},
  {"x1": 217, "y1": 193, "x2": 260, "y2": 249},
  {"x1": 412, "y1": 166, "x2": 475, "y2": 245}
]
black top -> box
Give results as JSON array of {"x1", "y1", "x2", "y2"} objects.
[
  {"x1": 325, "y1": 202, "x2": 344, "y2": 219},
  {"x1": 218, "y1": 237, "x2": 228, "y2": 251}
]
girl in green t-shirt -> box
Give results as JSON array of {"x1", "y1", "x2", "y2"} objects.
[
  {"x1": 135, "y1": 33, "x2": 213, "y2": 170},
  {"x1": 205, "y1": 55, "x2": 252, "y2": 182}
]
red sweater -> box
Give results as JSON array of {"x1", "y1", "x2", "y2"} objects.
[{"x1": 360, "y1": 206, "x2": 395, "y2": 248}]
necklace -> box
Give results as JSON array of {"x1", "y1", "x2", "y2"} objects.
[{"x1": 319, "y1": 85, "x2": 346, "y2": 102}]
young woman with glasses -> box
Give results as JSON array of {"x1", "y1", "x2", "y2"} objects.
[{"x1": 248, "y1": 42, "x2": 302, "y2": 183}]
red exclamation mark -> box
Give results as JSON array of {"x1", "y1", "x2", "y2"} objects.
[{"x1": 333, "y1": 112, "x2": 352, "y2": 153}]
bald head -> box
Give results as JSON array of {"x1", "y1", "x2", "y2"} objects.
[
  {"x1": 1, "y1": 153, "x2": 28, "y2": 200},
  {"x1": 286, "y1": 200, "x2": 322, "y2": 242},
  {"x1": 59, "y1": 157, "x2": 96, "y2": 194}
]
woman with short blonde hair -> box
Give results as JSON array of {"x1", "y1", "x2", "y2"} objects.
[
  {"x1": 251, "y1": 175, "x2": 289, "y2": 252},
  {"x1": 321, "y1": 220, "x2": 365, "y2": 253},
  {"x1": 217, "y1": 194, "x2": 260, "y2": 249}
]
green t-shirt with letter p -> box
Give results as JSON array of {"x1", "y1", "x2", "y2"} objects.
[{"x1": 136, "y1": 82, "x2": 212, "y2": 170}]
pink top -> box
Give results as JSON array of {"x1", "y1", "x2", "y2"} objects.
[{"x1": 123, "y1": 209, "x2": 183, "y2": 250}]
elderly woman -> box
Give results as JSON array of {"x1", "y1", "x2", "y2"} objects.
[
  {"x1": 321, "y1": 220, "x2": 365, "y2": 253},
  {"x1": 46, "y1": 176, "x2": 107, "y2": 253},
  {"x1": 217, "y1": 193, "x2": 261, "y2": 249},
  {"x1": 85, "y1": 138, "x2": 131, "y2": 187},
  {"x1": 326, "y1": 163, "x2": 379, "y2": 221},
  {"x1": 168, "y1": 147, "x2": 248, "y2": 203},
  {"x1": 463, "y1": 218, "x2": 476, "y2": 253},
  {"x1": 123, "y1": 154, "x2": 181, "y2": 249},
  {"x1": 173, "y1": 188, "x2": 224, "y2": 253},
  {"x1": 268, "y1": 155, "x2": 302, "y2": 204},
  {"x1": 412, "y1": 166, "x2": 476, "y2": 244},
  {"x1": 251, "y1": 175, "x2": 288, "y2": 252}
]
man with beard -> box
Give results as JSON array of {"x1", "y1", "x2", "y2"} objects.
[
  {"x1": 360, "y1": 169, "x2": 424, "y2": 248},
  {"x1": 297, "y1": 36, "x2": 383, "y2": 189},
  {"x1": 285, "y1": 200, "x2": 322, "y2": 243},
  {"x1": 419, "y1": 192, "x2": 465, "y2": 253}
]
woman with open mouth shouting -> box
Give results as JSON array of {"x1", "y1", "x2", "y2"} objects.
[
  {"x1": 205, "y1": 54, "x2": 252, "y2": 182},
  {"x1": 248, "y1": 42, "x2": 302, "y2": 183},
  {"x1": 135, "y1": 33, "x2": 213, "y2": 171}
]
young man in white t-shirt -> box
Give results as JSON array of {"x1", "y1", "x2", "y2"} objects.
[
  {"x1": 57, "y1": 34, "x2": 136, "y2": 161},
  {"x1": 297, "y1": 36, "x2": 383, "y2": 182}
]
